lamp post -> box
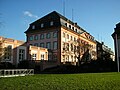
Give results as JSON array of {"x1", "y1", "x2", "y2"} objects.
[{"x1": 115, "y1": 34, "x2": 119, "y2": 72}]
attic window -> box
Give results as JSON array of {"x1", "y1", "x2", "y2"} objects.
[
  {"x1": 41, "y1": 23, "x2": 44, "y2": 28},
  {"x1": 50, "y1": 21, "x2": 53, "y2": 26},
  {"x1": 32, "y1": 25, "x2": 35, "y2": 29}
]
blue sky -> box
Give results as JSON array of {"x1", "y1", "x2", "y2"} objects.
[{"x1": 0, "y1": 0, "x2": 120, "y2": 51}]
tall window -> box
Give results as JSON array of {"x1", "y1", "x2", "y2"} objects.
[
  {"x1": 19, "y1": 49, "x2": 25, "y2": 61},
  {"x1": 34, "y1": 35, "x2": 38, "y2": 40},
  {"x1": 53, "y1": 32, "x2": 57, "y2": 38},
  {"x1": 40, "y1": 34, "x2": 44, "y2": 39},
  {"x1": 29, "y1": 36, "x2": 33, "y2": 41},
  {"x1": 41, "y1": 23, "x2": 44, "y2": 28},
  {"x1": 46, "y1": 42, "x2": 51, "y2": 49},
  {"x1": 71, "y1": 36, "x2": 73, "y2": 41},
  {"x1": 53, "y1": 41, "x2": 57, "y2": 50},
  {"x1": 40, "y1": 43, "x2": 44, "y2": 48},
  {"x1": 4, "y1": 45, "x2": 12, "y2": 61},
  {"x1": 41, "y1": 54, "x2": 44, "y2": 60},
  {"x1": 46, "y1": 33, "x2": 51, "y2": 39},
  {"x1": 67, "y1": 34, "x2": 69, "y2": 39},
  {"x1": 32, "y1": 54, "x2": 36, "y2": 60},
  {"x1": 63, "y1": 32, "x2": 65, "y2": 38}
]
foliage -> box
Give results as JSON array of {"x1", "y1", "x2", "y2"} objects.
[{"x1": 0, "y1": 73, "x2": 120, "y2": 90}]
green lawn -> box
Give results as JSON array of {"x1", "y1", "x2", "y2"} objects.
[{"x1": 0, "y1": 72, "x2": 120, "y2": 90}]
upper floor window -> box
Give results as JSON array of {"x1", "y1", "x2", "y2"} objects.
[
  {"x1": 34, "y1": 35, "x2": 38, "y2": 40},
  {"x1": 46, "y1": 42, "x2": 51, "y2": 49},
  {"x1": 53, "y1": 32, "x2": 57, "y2": 38},
  {"x1": 32, "y1": 25, "x2": 35, "y2": 29},
  {"x1": 46, "y1": 33, "x2": 51, "y2": 39},
  {"x1": 41, "y1": 23, "x2": 44, "y2": 28},
  {"x1": 72, "y1": 27, "x2": 74, "y2": 30},
  {"x1": 50, "y1": 21, "x2": 53, "y2": 26},
  {"x1": 69, "y1": 25, "x2": 71, "y2": 29},
  {"x1": 29, "y1": 36, "x2": 33, "y2": 41},
  {"x1": 63, "y1": 32, "x2": 65, "y2": 38},
  {"x1": 75, "y1": 29, "x2": 77, "y2": 32},
  {"x1": 65, "y1": 23, "x2": 67, "y2": 27},
  {"x1": 53, "y1": 41, "x2": 57, "y2": 50},
  {"x1": 67, "y1": 34, "x2": 69, "y2": 39},
  {"x1": 40, "y1": 34, "x2": 44, "y2": 39},
  {"x1": 71, "y1": 36, "x2": 73, "y2": 40},
  {"x1": 40, "y1": 43, "x2": 44, "y2": 48}
]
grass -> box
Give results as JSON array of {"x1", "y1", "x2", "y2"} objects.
[{"x1": 0, "y1": 72, "x2": 120, "y2": 90}]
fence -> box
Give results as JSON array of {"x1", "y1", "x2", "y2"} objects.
[{"x1": 0, "y1": 69, "x2": 34, "y2": 77}]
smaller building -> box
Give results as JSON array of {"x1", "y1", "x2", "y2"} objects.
[
  {"x1": 0, "y1": 36, "x2": 48, "y2": 67},
  {"x1": 96, "y1": 41, "x2": 114, "y2": 61}
]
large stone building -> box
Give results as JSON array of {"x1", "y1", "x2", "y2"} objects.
[
  {"x1": 25, "y1": 11, "x2": 97, "y2": 65},
  {"x1": 0, "y1": 36, "x2": 48, "y2": 67}
]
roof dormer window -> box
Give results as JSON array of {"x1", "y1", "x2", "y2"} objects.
[
  {"x1": 32, "y1": 25, "x2": 35, "y2": 29},
  {"x1": 41, "y1": 23, "x2": 44, "y2": 28},
  {"x1": 50, "y1": 21, "x2": 53, "y2": 26}
]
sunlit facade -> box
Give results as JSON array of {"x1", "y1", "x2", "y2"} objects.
[{"x1": 25, "y1": 11, "x2": 97, "y2": 65}]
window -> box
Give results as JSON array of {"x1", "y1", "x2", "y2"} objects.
[
  {"x1": 32, "y1": 25, "x2": 35, "y2": 29},
  {"x1": 71, "y1": 36, "x2": 73, "y2": 40},
  {"x1": 74, "y1": 37, "x2": 76, "y2": 42},
  {"x1": 72, "y1": 27, "x2": 74, "y2": 30},
  {"x1": 46, "y1": 33, "x2": 51, "y2": 39},
  {"x1": 19, "y1": 49, "x2": 25, "y2": 61},
  {"x1": 67, "y1": 34, "x2": 69, "y2": 39},
  {"x1": 46, "y1": 42, "x2": 51, "y2": 49},
  {"x1": 32, "y1": 54, "x2": 36, "y2": 60},
  {"x1": 34, "y1": 35, "x2": 38, "y2": 40},
  {"x1": 40, "y1": 43, "x2": 44, "y2": 48},
  {"x1": 53, "y1": 32, "x2": 57, "y2": 38},
  {"x1": 75, "y1": 29, "x2": 77, "y2": 32},
  {"x1": 63, "y1": 32, "x2": 65, "y2": 38},
  {"x1": 65, "y1": 23, "x2": 67, "y2": 27},
  {"x1": 63, "y1": 55, "x2": 65, "y2": 62},
  {"x1": 4, "y1": 45, "x2": 12, "y2": 61},
  {"x1": 41, "y1": 54, "x2": 44, "y2": 60},
  {"x1": 50, "y1": 21, "x2": 53, "y2": 26},
  {"x1": 40, "y1": 34, "x2": 44, "y2": 39},
  {"x1": 34, "y1": 43, "x2": 38, "y2": 46},
  {"x1": 29, "y1": 36, "x2": 33, "y2": 41},
  {"x1": 53, "y1": 41, "x2": 57, "y2": 50},
  {"x1": 71, "y1": 44, "x2": 73, "y2": 51},
  {"x1": 41, "y1": 23, "x2": 44, "y2": 28},
  {"x1": 69, "y1": 25, "x2": 71, "y2": 29}
]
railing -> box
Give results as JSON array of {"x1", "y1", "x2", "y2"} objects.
[{"x1": 0, "y1": 69, "x2": 34, "y2": 77}]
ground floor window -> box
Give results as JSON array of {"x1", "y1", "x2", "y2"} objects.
[{"x1": 32, "y1": 54, "x2": 37, "y2": 60}]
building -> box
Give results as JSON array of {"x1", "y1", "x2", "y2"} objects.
[
  {"x1": 112, "y1": 22, "x2": 120, "y2": 65},
  {"x1": 25, "y1": 11, "x2": 97, "y2": 65},
  {"x1": 0, "y1": 36, "x2": 48, "y2": 67},
  {"x1": 96, "y1": 41, "x2": 114, "y2": 61}
]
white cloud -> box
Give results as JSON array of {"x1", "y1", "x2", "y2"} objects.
[{"x1": 23, "y1": 11, "x2": 39, "y2": 19}]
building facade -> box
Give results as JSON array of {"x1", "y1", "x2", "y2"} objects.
[
  {"x1": 112, "y1": 22, "x2": 120, "y2": 63},
  {"x1": 0, "y1": 36, "x2": 48, "y2": 67},
  {"x1": 96, "y1": 41, "x2": 114, "y2": 61},
  {"x1": 25, "y1": 11, "x2": 97, "y2": 65}
]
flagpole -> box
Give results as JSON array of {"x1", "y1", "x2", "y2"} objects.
[{"x1": 115, "y1": 33, "x2": 119, "y2": 72}]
